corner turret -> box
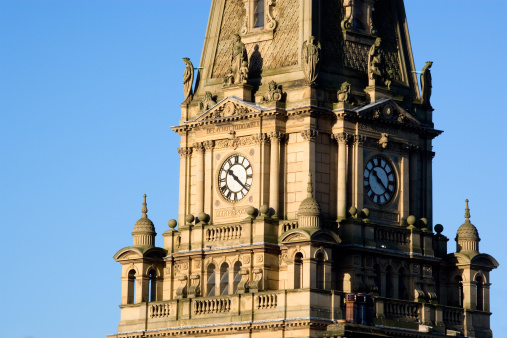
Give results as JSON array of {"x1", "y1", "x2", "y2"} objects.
[
  {"x1": 455, "y1": 199, "x2": 480, "y2": 254},
  {"x1": 132, "y1": 194, "x2": 156, "y2": 247}
]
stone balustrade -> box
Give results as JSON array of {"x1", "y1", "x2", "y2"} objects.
[
  {"x1": 149, "y1": 302, "x2": 171, "y2": 318},
  {"x1": 194, "y1": 297, "x2": 232, "y2": 315},
  {"x1": 384, "y1": 299, "x2": 419, "y2": 320},
  {"x1": 375, "y1": 226, "x2": 409, "y2": 245},
  {"x1": 206, "y1": 225, "x2": 242, "y2": 241},
  {"x1": 442, "y1": 306, "x2": 462, "y2": 325},
  {"x1": 255, "y1": 293, "x2": 278, "y2": 309}
]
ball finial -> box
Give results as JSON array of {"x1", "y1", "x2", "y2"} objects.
[
  {"x1": 185, "y1": 214, "x2": 195, "y2": 225},
  {"x1": 407, "y1": 215, "x2": 416, "y2": 226},
  {"x1": 434, "y1": 224, "x2": 443, "y2": 234},
  {"x1": 259, "y1": 204, "x2": 269, "y2": 215},
  {"x1": 168, "y1": 219, "x2": 177, "y2": 229}
]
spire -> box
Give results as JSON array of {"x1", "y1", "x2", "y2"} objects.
[
  {"x1": 307, "y1": 172, "x2": 313, "y2": 198},
  {"x1": 297, "y1": 172, "x2": 321, "y2": 228},
  {"x1": 464, "y1": 199, "x2": 470, "y2": 222},
  {"x1": 142, "y1": 194, "x2": 148, "y2": 219}
]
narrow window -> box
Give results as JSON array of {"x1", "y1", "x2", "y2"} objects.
[
  {"x1": 398, "y1": 268, "x2": 408, "y2": 300},
  {"x1": 207, "y1": 264, "x2": 216, "y2": 297},
  {"x1": 253, "y1": 0, "x2": 265, "y2": 28},
  {"x1": 373, "y1": 264, "x2": 382, "y2": 296},
  {"x1": 476, "y1": 275, "x2": 484, "y2": 311},
  {"x1": 386, "y1": 267, "x2": 394, "y2": 298},
  {"x1": 220, "y1": 263, "x2": 229, "y2": 295},
  {"x1": 316, "y1": 253, "x2": 325, "y2": 289},
  {"x1": 294, "y1": 253, "x2": 303, "y2": 289},
  {"x1": 127, "y1": 269, "x2": 136, "y2": 304},
  {"x1": 149, "y1": 270, "x2": 157, "y2": 302},
  {"x1": 233, "y1": 261, "x2": 242, "y2": 294},
  {"x1": 456, "y1": 276, "x2": 464, "y2": 307}
]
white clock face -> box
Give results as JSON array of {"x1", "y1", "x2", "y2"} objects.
[
  {"x1": 218, "y1": 154, "x2": 253, "y2": 202},
  {"x1": 364, "y1": 156, "x2": 396, "y2": 205}
]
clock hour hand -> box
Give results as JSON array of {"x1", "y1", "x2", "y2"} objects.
[
  {"x1": 372, "y1": 169, "x2": 388, "y2": 190},
  {"x1": 228, "y1": 169, "x2": 247, "y2": 190}
]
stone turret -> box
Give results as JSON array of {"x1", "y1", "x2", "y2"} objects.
[
  {"x1": 297, "y1": 173, "x2": 320, "y2": 228},
  {"x1": 131, "y1": 194, "x2": 156, "y2": 247},
  {"x1": 455, "y1": 199, "x2": 480, "y2": 254}
]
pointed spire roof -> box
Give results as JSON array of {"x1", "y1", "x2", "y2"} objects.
[
  {"x1": 298, "y1": 173, "x2": 321, "y2": 217},
  {"x1": 132, "y1": 194, "x2": 156, "y2": 247},
  {"x1": 456, "y1": 199, "x2": 480, "y2": 253}
]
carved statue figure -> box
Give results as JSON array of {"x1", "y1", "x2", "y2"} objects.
[
  {"x1": 302, "y1": 36, "x2": 321, "y2": 84},
  {"x1": 421, "y1": 61, "x2": 433, "y2": 109},
  {"x1": 368, "y1": 38, "x2": 393, "y2": 89},
  {"x1": 260, "y1": 81, "x2": 283, "y2": 103},
  {"x1": 378, "y1": 133, "x2": 389, "y2": 149},
  {"x1": 200, "y1": 91, "x2": 216, "y2": 111},
  {"x1": 223, "y1": 67, "x2": 234, "y2": 87},
  {"x1": 182, "y1": 57, "x2": 194, "y2": 104},
  {"x1": 231, "y1": 34, "x2": 248, "y2": 85},
  {"x1": 240, "y1": 61, "x2": 249, "y2": 84},
  {"x1": 337, "y1": 81, "x2": 352, "y2": 103}
]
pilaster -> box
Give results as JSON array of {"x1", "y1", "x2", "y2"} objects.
[{"x1": 193, "y1": 142, "x2": 205, "y2": 216}]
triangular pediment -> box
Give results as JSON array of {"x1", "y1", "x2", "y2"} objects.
[
  {"x1": 352, "y1": 98, "x2": 421, "y2": 126},
  {"x1": 190, "y1": 97, "x2": 264, "y2": 124}
]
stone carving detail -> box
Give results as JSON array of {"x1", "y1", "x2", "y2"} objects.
[
  {"x1": 256, "y1": 254, "x2": 264, "y2": 263},
  {"x1": 259, "y1": 81, "x2": 283, "y2": 103},
  {"x1": 268, "y1": 131, "x2": 284, "y2": 141},
  {"x1": 200, "y1": 91, "x2": 217, "y2": 111},
  {"x1": 215, "y1": 135, "x2": 257, "y2": 149},
  {"x1": 243, "y1": 255, "x2": 251, "y2": 264},
  {"x1": 421, "y1": 61, "x2": 433, "y2": 110},
  {"x1": 265, "y1": 0, "x2": 278, "y2": 30},
  {"x1": 193, "y1": 142, "x2": 205, "y2": 153},
  {"x1": 368, "y1": 38, "x2": 393, "y2": 89},
  {"x1": 341, "y1": 0, "x2": 376, "y2": 35},
  {"x1": 378, "y1": 133, "x2": 389, "y2": 149},
  {"x1": 230, "y1": 34, "x2": 248, "y2": 85},
  {"x1": 332, "y1": 132, "x2": 351, "y2": 144},
  {"x1": 302, "y1": 36, "x2": 321, "y2": 84},
  {"x1": 250, "y1": 268, "x2": 263, "y2": 292},
  {"x1": 337, "y1": 81, "x2": 354, "y2": 104},
  {"x1": 176, "y1": 275, "x2": 188, "y2": 299},
  {"x1": 182, "y1": 57, "x2": 194, "y2": 104},
  {"x1": 177, "y1": 147, "x2": 193, "y2": 158},
  {"x1": 188, "y1": 274, "x2": 201, "y2": 298},
  {"x1": 342, "y1": 0, "x2": 353, "y2": 30},
  {"x1": 252, "y1": 133, "x2": 270, "y2": 144},
  {"x1": 203, "y1": 140, "x2": 215, "y2": 150},
  {"x1": 354, "y1": 135, "x2": 366, "y2": 145},
  {"x1": 301, "y1": 129, "x2": 318, "y2": 141},
  {"x1": 237, "y1": 269, "x2": 250, "y2": 294}
]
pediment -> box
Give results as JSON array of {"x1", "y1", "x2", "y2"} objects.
[
  {"x1": 280, "y1": 230, "x2": 311, "y2": 243},
  {"x1": 353, "y1": 98, "x2": 421, "y2": 126},
  {"x1": 192, "y1": 97, "x2": 263, "y2": 124}
]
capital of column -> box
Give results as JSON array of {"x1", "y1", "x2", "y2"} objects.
[
  {"x1": 177, "y1": 147, "x2": 193, "y2": 158},
  {"x1": 268, "y1": 131, "x2": 284, "y2": 141},
  {"x1": 193, "y1": 142, "x2": 205, "y2": 153},
  {"x1": 353, "y1": 134, "x2": 366, "y2": 145},
  {"x1": 332, "y1": 132, "x2": 351, "y2": 144},
  {"x1": 253, "y1": 133, "x2": 270, "y2": 144},
  {"x1": 301, "y1": 129, "x2": 318, "y2": 141},
  {"x1": 203, "y1": 140, "x2": 215, "y2": 150}
]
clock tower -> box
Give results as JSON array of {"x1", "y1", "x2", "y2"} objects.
[{"x1": 110, "y1": 1, "x2": 498, "y2": 337}]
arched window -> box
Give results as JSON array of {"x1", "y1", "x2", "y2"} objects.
[
  {"x1": 127, "y1": 269, "x2": 136, "y2": 304},
  {"x1": 207, "y1": 264, "x2": 216, "y2": 297},
  {"x1": 220, "y1": 263, "x2": 229, "y2": 295},
  {"x1": 149, "y1": 269, "x2": 157, "y2": 302},
  {"x1": 476, "y1": 275, "x2": 484, "y2": 311},
  {"x1": 455, "y1": 276, "x2": 464, "y2": 307},
  {"x1": 253, "y1": 0, "x2": 265, "y2": 28},
  {"x1": 294, "y1": 253, "x2": 303, "y2": 289},
  {"x1": 316, "y1": 252, "x2": 325, "y2": 289},
  {"x1": 386, "y1": 266, "x2": 394, "y2": 298},
  {"x1": 233, "y1": 261, "x2": 242, "y2": 294},
  {"x1": 398, "y1": 268, "x2": 408, "y2": 300},
  {"x1": 373, "y1": 264, "x2": 382, "y2": 296}
]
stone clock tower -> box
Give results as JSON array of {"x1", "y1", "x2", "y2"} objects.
[{"x1": 109, "y1": 1, "x2": 498, "y2": 337}]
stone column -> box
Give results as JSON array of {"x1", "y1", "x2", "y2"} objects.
[
  {"x1": 253, "y1": 133, "x2": 270, "y2": 206},
  {"x1": 353, "y1": 135, "x2": 365, "y2": 211},
  {"x1": 301, "y1": 129, "x2": 318, "y2": 201},
  {"x1": 400, "y1": 145, "x2": 410, "y2": 223},
  {"x1": 177, "y1": 147, "x2": 192, "y2": 227},
  {"x1": 203, "y1": 140, "x2": 215, "y2": 222},
  {"x1": 409, "y1": 146, "x2": 419, "y2": 217},
  {"x1": 193, "y1": 142, "x2": 205, "y2": 217},
  {"x1": 425, "y1": 150, "x2": 434, "y2": 229},
  {"x1": 334, "y1": 133, "x2": 350, "y2": 221},
  {"x1": 269, "y1": 132, "x2": 283, "y2": 218}
]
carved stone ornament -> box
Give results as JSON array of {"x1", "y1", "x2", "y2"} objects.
[
  {"x1": 332, "y1": 132, "x2": 350, "y2": 144},
  {"x1": 241, "y1": 0, "x2": 277, "y2": 36},
  {"x1": 188, "y1": 274, "x2": 201, "y2": 298},
  {"x1": 176, "y1": 275, "x2": 188, "y2": 299},
  {"x1": 421, "y1": 61, "x2": 433, "y2": 110},
  {"x1": 177, "y1": 147, "x2": 193, "y2": 158},
  {"x1": 250, "y1": 268, "x2": 263, "y2": 292},
  {"x1": 341, "y1": 0, "x2": 376, "y2": 36},
  {"x1": 200, "y1": 91, "x2": 217, "y2": 111},
  {"x1": 182, "y1": 57, "x2": 194, "y2": 104},
  {"x1": 302, "y1": 36, "x2": 321, "y2": 84},
  {"x1": 259, "y1": 80, "x2": 283, "y2": 103},
  {"x1": 230, "y1": 34, "x2": 248, "y2": 85},
  {"x1": 237, "y1": 269, "x2": 250, "y2": 294},
  {"x1": 378, "y1": 133, "x2": 389, "y2": 149},
  {"x1": 368, "y1": 38, "x2": 393, "y2": 89},
  {"x1": 337, "y1": 81, "x2": 353, "y2": 104},
  {"x1": 301, "y1": 129, "x2": 318, "y2": 141}
]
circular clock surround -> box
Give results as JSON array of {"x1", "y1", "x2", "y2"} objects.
[
  {"x1": 218, "y1": 153, "x2": 253, "y2": 203},
  {"x1": 364, "y1": 155, "x2": 397, "y2": 205}
]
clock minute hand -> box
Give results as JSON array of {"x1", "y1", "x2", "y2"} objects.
[
  {"x1": 228, "y1": 169, "x2": 247, "y2": 190},
  {"x1": 372, "y1": 169, "x2": 388, "y2": 190}
]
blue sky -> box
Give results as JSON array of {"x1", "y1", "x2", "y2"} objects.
[{"x1": 0, "y1": 1, "x2": 506, "y2": 337}]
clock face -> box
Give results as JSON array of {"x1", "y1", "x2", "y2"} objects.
[
  {"x1": 218, "y1": 154, "x2": 253, "y2": 202},
  {"x1": 364, "y1": 156, "x2": 396, "y2": 205}
]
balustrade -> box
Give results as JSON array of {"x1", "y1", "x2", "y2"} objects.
[
  {"x1": 384, "y1": 300, "x2": 419, "y2": 320},
  {"x1": 255, "y1": 293, "x2": 277, "y2": 309},
  {"x1": 282, "y1": 222, "x2": 298, "y2": 233},
  {"x1": 206, "y1": 225, "x2": 242, "y2": 241},
  {"x1": 443, "y1": 306, "x2": 462, "y2": 325},
  {"x1": 149, "y1": 303, "x2": 171, "y2": 318},
  {"x1": 375, "y1": 227, "x2": 408, "y2": 245},
  {"x1": 194, "y1": 298, "x2": 232, "y2": 315}
]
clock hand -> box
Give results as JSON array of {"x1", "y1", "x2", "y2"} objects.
[
  {"x1": 228, "y1": 169, "x2": 247, "y2": 190},
  {"x1": 372, "y1": 169, "x2": 388, "y2": 190}
]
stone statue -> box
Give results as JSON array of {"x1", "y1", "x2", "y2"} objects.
[
  {"x1": 378, "y1": 133, "x2": 389, "y2": 149},
  {"x1": 182, "y1": 57, "x2": 194, "y2": 104},
  {"x1": 239, "y1": 61, "x2": 249, "y2": 84},
  {"x1": 200, "y1": 91, "x2": 216, "y2": 111},
  {"x1": 223, "y1": 67, "x2": 234, "y2": 87},
  {"x1": 302, "y1": 36, "x2": 321, "y2": 84},
  {"x1": 231, "y1": 34, "x2": 248, "y2": 85},
  {"x1": 260, "y1": 81, "x2": 283, "y2": 103},
  {"x1": 337, "y1": 81, "x2": 352, "y2": 103},
  {"x1": 421, "y1": 61, "x2": 433, "y2": 109},
  {"x1": 368, "y1": 38, "x2": 393, "y2": 89}
]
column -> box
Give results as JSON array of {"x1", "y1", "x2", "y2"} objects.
[
  {"x1": 409, "y1": 146, "x2": 419, "y2": 217},
  {"x1": 177, "y1": 147, "x2": 192, "y2": 227},
  {"x1": 353, "y1": 135, "x2": 365, "y2": 211},
  {"x1": 400, "y1": 145, "x2": 410, "y2": 224},
  {"x1": 334, "y1": 133, "x2": 350, "y2": 221},
  {"x1": 193, "y1": 142, "x2": 205, "y2": 216},
  {"x1": 269, "y1": 132, "x2": 282, "y2": 218},
  {"x1": 425, "y1": 149, "x2": 434, "y2": 229},
  {"x1": 301, "y1": 129, "x2": 318, "y2": 197},
  {"x1": 253, "y1": 133, "x2": 270, "y2": 206},
  {"x1": 203, "y1": 140, "x2": 215, "y2": 222}
]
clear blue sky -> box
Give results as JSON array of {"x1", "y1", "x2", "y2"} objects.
[{"x1": 0, "y1": 1, "x2": 506, "y2": 337}]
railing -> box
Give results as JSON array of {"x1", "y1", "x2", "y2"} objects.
[
  {"x1": 256, "y1": 293, "x2": 277, "y2": 309},
  {"x1": 282, "y1": 221, "x2": 298, "y2": 233},
  {"x1": 443, "y1": 306, "x2": 462, "y2": 325},
  {"x1": 149, "y1": 303, "x2": 170, "y2": 318},
  {"x1": 206, "y1": 225, "x2": 242, "y2": 241},
  {"x1": 375, "y1": 227, "x2": 408, "y2": 245},
  {"x1": 193, "y1": 298, "x2": 232, "y2": 315},
  {"x1": 384, "y1": 299, "x2": 419, "y2": 320}
]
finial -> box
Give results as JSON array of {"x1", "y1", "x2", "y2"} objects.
[
  {"x1": 464, "y1": 199, "x2": 470, "y2": 222},
  {"x1": 307, "y1": 172, "x2": 313, "y2": 198},
  {"x1": 142, "y1": 194, "x2": 148, "y2": 219}
]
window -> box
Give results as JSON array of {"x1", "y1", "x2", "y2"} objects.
[
  {"x1": 253, "y1": 0, "x2": 265, "y2": 28},
  {"x1": 149, "y1": 270, "x2": 157, "y2": 302},
  {"x1": 233, "y1": 261, "x2": 242, "y2": 294},
  {"x1": 373, "y1": 264, "x2": 382, "y2": 296},
  {"x1": 220, "y1": 263, "x2": 229, "y2": 295},
  {"x1": 398, "y1": 268, "x2": 408, "y2": 300},
  {"x1": 207, "y1": 264, "x2": 216, "y2": 297},
  {"x1": 476, "y1": 275, "x2": 484, "y2": 311},
  {"x1": 316, "y1": 253, "x2": 325, "y2": 289},
  {"x1": 386, "y1": 266, "x2": 394, "y2": 298},
  {"x1": 456, "y1": 276, "x2": 464, "y2": 307},
  {"x1": 127, "y1": 269, "x2": 136, "y2": 304},
  {"x1": 294, "y1": 253, "x2": 303, "y2": 289}
]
